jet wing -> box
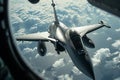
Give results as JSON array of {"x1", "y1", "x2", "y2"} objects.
[
  {"x1": 71, "y1": 21, "x2": 111, "y2": 37},
  {"x1": 16, "y1": 32, "x2": 56, "y2": 42}
]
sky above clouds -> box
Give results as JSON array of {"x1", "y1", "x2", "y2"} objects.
[{"x1": 9, "y1": 0, "x2": 120, "y2": 80}]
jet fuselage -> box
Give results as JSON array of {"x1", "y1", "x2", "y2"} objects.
[{"x1": 48, "y1": 21, "x2": 95, "y2": 79}]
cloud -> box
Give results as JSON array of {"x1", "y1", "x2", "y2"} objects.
[
  {"x1": 114, "y1": 77, "x2": 120, "y2": 80},
  {"x1": 30, "y1": 25, "x2": 37, "y2": 31},
  {"x1": 58, "y1": 74, "x2": 73, "y2": 80},
  {"x1": 95, "y1": 48, "x2": 110, "y2": 57},
  {"x1": 40, "y1": 69, "x2": 46, "y2": 77},
  {"x1": 17, "y1": 28, "x2": 25, "y2": 33},
  {"x1": 52, "y1": 58, "x2": 65, "y2": 68},
  {"x1": 104, "y1": 52, "x2": 120, "y2": 70},
  {"x1": 92, "y1": 48, "x2": 111, "y2": 66},
  {"x1": 106, "y1": 37, "x2": 112, "y2": 41},
  {"x1": 23, "y1": 47, "x2": 37, "y2": 53},
  {"x1": 92, "y1": 32, "x2": 98, "y2": 35},
  {"x1": 72, "y1": 66, "x2": 82, "y2": 75},
  {"x1": 23, "y1": 47, "x2": 34, "y2": 53},
  {"x1": 10, "y1": 13, "x2": 23, "y2": 24},
  {"x1": 92, "y1": 48, "x2": 120, "y2": 80},
  {"x1": 39, "y1": 69, "x2": 51, "y2": 80},
  {"x1": 35, "y1": 54, "x2": 40, "y2": 59},
  {"x1": 46, "y1": 52, "x2": 54, "y2": 56},
  {"x1": 112, "y1": 40, "x2": 120, "y2": 50},
  {"x1": 115, "y1": 28, "x2": 120, "y2": 32}
]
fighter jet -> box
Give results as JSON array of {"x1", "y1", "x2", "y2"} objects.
[{"x1": 16, "y1": 0, "x2": 111, "y2": 80}]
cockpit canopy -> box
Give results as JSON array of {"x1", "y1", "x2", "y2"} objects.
[
  {"x1": 48, "y1": 22, "x2": 56, "y2": 37},
  {"x1": 69, "y1": 30, "x2": 84, "y2": 50}
]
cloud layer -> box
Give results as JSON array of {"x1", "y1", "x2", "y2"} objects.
[{"x1": 92, "y1": 48, "x2": 120, "y2": 80}]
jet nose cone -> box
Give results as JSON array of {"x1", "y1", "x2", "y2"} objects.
[
  {"x1": 83, "y1": 54, "x2": 95, "y2": 80},
  {"x1": 90, "y1": 71, "x2": 95, "y2": 80},
  {"x1": 66, "y1": 46, "x2": 95, "y2": 79},
  {"x1": 77, "y1": 53, "x2": 95, "y2": 80}
]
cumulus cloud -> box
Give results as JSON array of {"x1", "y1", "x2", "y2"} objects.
[
  {"x1": 17, "y1": 28, "x2": 25, "y2": 33},
  {"x1": 23, "y1": 47, "x2": 37, "y2": 53},
  {"x1": 112, "y1": 40, "x2": 120, "y2": 50},
  {"x1": 104, "y1": 51, "x2": 120, "y2": 69},
  {"x1": 52, "y1": 58, "x2": 65, "y2": 68},
  {"x1": 46, "y1": 52, "x2": 54, "y2": 56},
  {"x1": 106, "y1": 37, "x2": 112, "y2": 41},
  {"x1": 23, "y1": 47, "x2": 34, "y2": 53},
  {"x1": 115, "y1": 28, "x2": 120, "y2": 32},
  {"x1": 40, "y1": 69, "x2": 46, "y2": 77},
  {"x1": 39, "y1": 69, "x2": 51, "y2": 80},
  {"x1": 10, "y1": 13, "x2": 23, "y2": 24},
  {"x1": 114, "y1": 77, "x2": 120, "y2": 80},
  {"x1": 92, "y1": 32, "x2": 98, "y2": 35},
  {"x1": 58, "y1": 74, "x2": 73, "y2": 80},
  {"x1": 92, "y1": 48, "x2": 120, "y2": 80},
  {"x1": 35, "y1": 54, "x2": 40, "y2": 59},
  {"x1": 30, "y1": 25, "x2": 37, "y2": 31},
  {"x1": 92, "y1": 48, "x2": 110, "y2": 66},
  {"x1": 72, "y1": 66, "x2": 82, "y2": 75}
]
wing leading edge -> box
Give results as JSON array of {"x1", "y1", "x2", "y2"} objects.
[{"x1": 71, "y1": 21, "x2": 111, "y2": 37}]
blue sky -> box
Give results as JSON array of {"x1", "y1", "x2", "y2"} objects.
[{"x1": 9, "y1": 0, "x2": 120, "y2": 80}]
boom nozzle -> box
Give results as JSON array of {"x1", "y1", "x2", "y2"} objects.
[{"x1": 51, "y1": 0, "x2": 55, "y2": 7}]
